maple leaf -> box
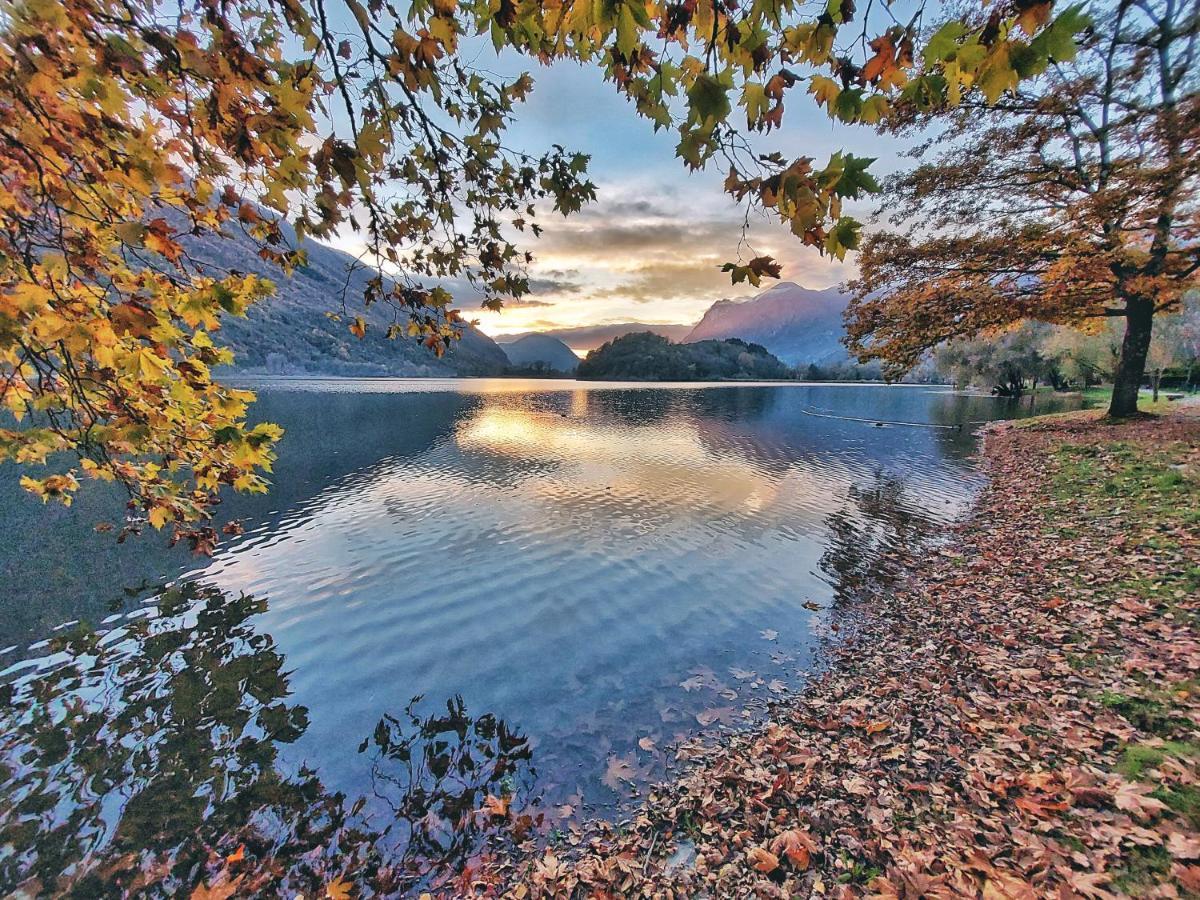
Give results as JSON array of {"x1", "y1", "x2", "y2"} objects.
[
  {"x1": 1063, "y1": 870, "x2": 1113, "y2": 899},
  {"x1": 679, "y1": 675, "x2": 707, "y2": 692},
  {"x1": 747, "y1": 846, "x2": 780, "y2": 873},
  {"x1": 326, "y1": 876, "x2": 353, "y2": 900},
  {"x1": 770, "y1": 828, "x2": 817, "y2": 869},
  {"x1": 190, "y1": 874, "x2": 243, "y2": 900},
  {"x1": 696, "y1": 707, "x2": 737, "y2": 727},
  {"x1": 843, "y1": 775, "x2": 872, "y2": 796},
  {"x1": 1168, "y1": 831, "x2": 1200, "y2": 860},
  {"x1": 602, "y1": 754, "x2": 640, "y2": 791},
  {"x1": 1114, "y1": 781, "x2": 1168, "y2": 820},
  {"x1": 483, "y1": 794, "x2": 510, "y2": 818}
]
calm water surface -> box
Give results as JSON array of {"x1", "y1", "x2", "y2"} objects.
[{"x1": 0, "y1": 380, "x2": 1077, "y2": 891}]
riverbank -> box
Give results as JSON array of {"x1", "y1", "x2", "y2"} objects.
[{"x1": 480, "y1": 408, "x2": 1199, "y2": 897}]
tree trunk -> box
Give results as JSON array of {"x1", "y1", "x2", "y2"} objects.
[
  {"x1": 1107, "y1": 297, "x2": 1155, "y2": 418},
  {"x1": 1152, "y1": 370, "x2": 1161, "y2": 402}
]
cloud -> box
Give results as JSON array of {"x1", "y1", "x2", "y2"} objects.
[
  {"x1": 591, "y1": 256, "x2": 743, "y2": 304},
  {"x1": 525, "y1": 277, "x2": 583, "y2": 295}
]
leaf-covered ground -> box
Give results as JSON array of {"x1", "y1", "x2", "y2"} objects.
[{"x1": 470, "y1": 409, "x2": 1200, "y2": 898}]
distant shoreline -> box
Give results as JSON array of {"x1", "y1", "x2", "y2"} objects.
[{"x1": 225, "y1": 371, "x2": 960, "y2": 389}]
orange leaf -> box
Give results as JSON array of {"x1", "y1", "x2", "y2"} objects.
[
  {"x1": 747, "y1": 846, "x2": 780, "y2": 873},
  {"x1": 483, "y1": 793, "x2": 510, "y2": 818},
  {"x1": 770, "y1": 828, "x2": 818, "y2": 869}
]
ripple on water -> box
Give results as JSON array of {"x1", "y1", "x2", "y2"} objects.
[{"x1": 0, "y1": 383, "x2": 1081, "y2": 882}]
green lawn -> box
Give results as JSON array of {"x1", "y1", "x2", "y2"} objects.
[{"x1": 1078, "y1": 385, "x2": 1188, "y2": 415}]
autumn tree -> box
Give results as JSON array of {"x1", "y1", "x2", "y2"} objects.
[
  {"x1": 845, "y1": 0, "x2": 1199, "y2": 418},
  {"x1": 0, "y1": 0, "x2": 1085, "y2": 542},
  {"x1": 934, "y1": 323, "x2": 1060, "y2": 397}
]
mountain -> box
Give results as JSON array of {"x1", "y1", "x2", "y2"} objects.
[
  {"x1": 180, "y1": 223, "x2": 509, "y2": 377},
  {"x1": 685, "y1": 282, "x2": 850, "y2": 365},
  {"x1": 493, "y1": 322, "x2": 695, "y2": 353},
  {"x1": 497, "y1": 334, "x2": 580, "y2": 372},
  {"x1": 577, "y1": 332, "x2": 792, "y2": 381}
]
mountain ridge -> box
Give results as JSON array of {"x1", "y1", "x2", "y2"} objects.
[
  {"x1": 684, "y1": 282, "x2": 850, "y2": 366},
  {"x1": 490, "y1": 322, "x2": 695, "y2": 352},
  {"x1": 497, "y1": 333, "x2": 580, "y2": 372},
  {"x1": 179, "y1": 223, "x2": 509, "y2": 377}
]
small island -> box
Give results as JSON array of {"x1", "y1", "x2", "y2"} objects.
[{"x1": 576, "y1": 332, "x2": 793, "y2": 381}]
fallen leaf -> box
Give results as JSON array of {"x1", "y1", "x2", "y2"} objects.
[
  {"x1": 770, "y1": 828, "x2": 817, "y2": 869},
  {"x1": 696, "y1": 707, "x2": 737, "y2": 727},
  {"x1": 747, "y1": 846, "x2": 780, "y2": 873},
  {"x1": 483, "y1": 794, "x2": 510, "y2": 818},
  {"x1": 190, "y1": 874, "x2": 243, "y2": 900},
  {"x1": 1169, "y1": 831, "x2": 1200, "y2": 860},
  {"x1": 602, "y1": 755, "x2": 640, "y2": 791},
  {"x1": 1114, "y1": 781, "x2": 1168, "y2": 820}
]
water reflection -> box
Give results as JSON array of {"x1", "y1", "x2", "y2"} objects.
[
  {"x1": 0, "y1": 382, "x2": 1082, "y2": 891},
  {"x1": 818, "y1": 473, "x2": 940, "y2": 607},
  {"x1": 0, "y1": 583, "x2": 534, "y2": 896}
]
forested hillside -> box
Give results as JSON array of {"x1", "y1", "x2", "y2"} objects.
[{"x1": 577, "y1": 332, "x2": 792, "y2": 381}]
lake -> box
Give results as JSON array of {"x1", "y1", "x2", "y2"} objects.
[{"x1": 0, "y1": 380, "x2": 1078, "y2": 893}]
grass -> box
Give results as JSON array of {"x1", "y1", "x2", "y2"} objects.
[
  {"x1": 1049, "y1": 439, "x2": 1197, "y2": 523},
  {"x1": 1111, "y1": 845, "x2": 1174, "y2": 895},
  {"x1": 1115, "y1": 741, "x2": 1200, "y2": 779},
  {"x1": 1152, "y1": 783, "x2": 1200, "y2": 830},
  {"x1": 1099, "y1": 692, "x2": 1192, "y2": 738},
  {"x1": 1078, "y1": 385, "x2": 1189, "y2": 415},
  {"x1": 1045, "y1": 419, "x2": 1199, "y2": 896}
]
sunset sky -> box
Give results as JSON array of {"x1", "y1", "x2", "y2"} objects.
[{"x1": 330, "y1": 54, "x2": 911, "y2": 340}]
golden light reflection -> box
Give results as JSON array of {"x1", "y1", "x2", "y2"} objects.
[{"x1": 452, "y1": 398, "x2": 852, "y2": 520}]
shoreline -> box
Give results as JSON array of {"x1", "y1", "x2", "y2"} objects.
[{"x1": 478, "y1": 408, "x2": 1200, "y2": 897}]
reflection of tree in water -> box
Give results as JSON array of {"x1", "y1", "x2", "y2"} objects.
[
  {"x1": 818, "y1": 472, "x2": 940, "y2": 606},
  {"x1": 0, "y1": 582, "x2": 535, "y2": 896},
  {"x1": 362, "y1": 695, "x2": 539, "y2": 875}
]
